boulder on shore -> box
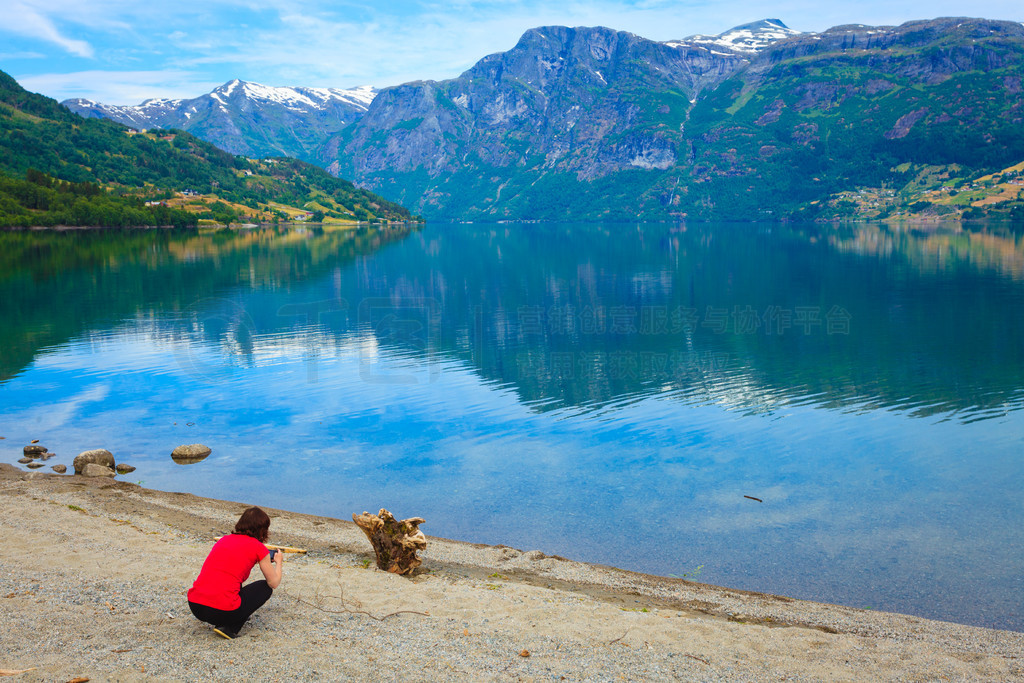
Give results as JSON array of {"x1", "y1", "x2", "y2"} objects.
[
  {"x1": 171, "y1": 444, "x2": 211, "y2": 464},
  {"x1": 74, "y1": 449, "x2": 115, "y2": 474},
  {"x1": 82, "y1": 463, "x2": 116, "y2": 477}
]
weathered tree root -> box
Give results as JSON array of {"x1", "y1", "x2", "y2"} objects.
[{"x1": 352, "y1": 508, "x2": 427, "y2": 575}]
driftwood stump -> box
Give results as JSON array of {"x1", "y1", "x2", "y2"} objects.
[{"x1": 352, "y1": 509, "x2": 427, "y2": 575}]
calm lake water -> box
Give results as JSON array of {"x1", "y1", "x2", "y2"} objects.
[{"x1": 1, "y1": 222, "x2": 1023, "y2": 632}]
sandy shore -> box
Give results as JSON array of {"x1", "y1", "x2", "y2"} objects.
[{"x1": 1, "y1": 464, "x2": 1021, "y2": 682}]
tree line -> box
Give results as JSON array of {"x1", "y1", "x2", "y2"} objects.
[{"x1": 0, "y1": 170, "x2": 196, "y2": 228}]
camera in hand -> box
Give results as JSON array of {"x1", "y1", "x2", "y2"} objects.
[{"x1": 268, "y1": 549, "x2": 278, "y2": 561}]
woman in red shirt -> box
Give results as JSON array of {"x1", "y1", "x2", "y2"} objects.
[{"x1": 187, "y1": 506, "x2": 284, "y2": 639}]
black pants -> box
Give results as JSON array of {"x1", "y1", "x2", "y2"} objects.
[{"x1": 188, "y1": 580, "x2": 273, "y2": 632}]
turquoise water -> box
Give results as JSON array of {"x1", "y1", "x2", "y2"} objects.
[{"x1": 1, "y1": 222, "x2": 1023, "y2": 631}]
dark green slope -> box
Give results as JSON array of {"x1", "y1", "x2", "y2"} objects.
[{"x1": 0, "y1": 70, "x2": 417, "y2": 227}]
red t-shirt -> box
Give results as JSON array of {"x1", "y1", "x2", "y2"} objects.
[{"x1": 187, "y1": 534, "x2": 269, "y2": 610}]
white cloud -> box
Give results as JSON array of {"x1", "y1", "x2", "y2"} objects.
[
  {"x1": 16, "y1": 69, "x2": 221, "y2": 104},
  {"x1": 161, "y1": 0, "x2": 1024, "y2": 90},
  {"x1": 3, "y1": 383, "x2": 111, "y2": 432},
  {"x1": 5, "y1": 1, "x2": 95, "y2": 57}
]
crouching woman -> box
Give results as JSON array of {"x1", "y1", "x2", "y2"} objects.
[{"x1": 187, "y1": 506, "x2": 283, "y2": 639}]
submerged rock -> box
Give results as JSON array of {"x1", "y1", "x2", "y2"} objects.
[
  {"x1": 115, "y1": 464, "x2": 136, "y2": 474},
  {"x1": 82, "y1": 463, "x2": 116, "y2": 477},
  {"x1": 73, "y1": 449, "x2": 115, "y2": 474},
  {"x1": 171, "y1": 444, "x2": 211, "y2": 464},
  {"x1": 51, "y1": 464, "x2": 67, "y2": 474}
]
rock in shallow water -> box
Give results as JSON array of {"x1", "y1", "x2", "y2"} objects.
[
  {"x1": 115, "y1": 464, "x2": 136, "y2": 474},
  {"x1": 73, "y1": 449, "x2": 115, "y2": 474},
  {"x1": 171, "y1": 444, "x2": 211, "y2": 464},
  {"x1": 18, "y1": 457, "x2": 33, "y2": 464},
  {"x1": 23, "y1": 445, "x2": 46, "y2": 456},
  {"x1": 82, "y1": 463, "x2": 116, "y2": 477},
  {"x1": 51, "y1": 464, "x2": 67, "y2": 473}
]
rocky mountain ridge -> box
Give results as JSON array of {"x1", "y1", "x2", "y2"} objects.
[
  {"x1": 63, "y1": 79, "x2": 377, "y2": 163},
  {"x1": 329, "y1": 16, "x2": 1024, "y2": 220},
  {"x1": 63, "y1": 20, "x2": 795, "y2": 175},
  {"x1": 327, "y1": 20, "x2": 806, "y2": 216}
]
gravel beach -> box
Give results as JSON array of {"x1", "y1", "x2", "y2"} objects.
[{"x1": 1, "y1": 463, "x2": 1021, "y2": 681}]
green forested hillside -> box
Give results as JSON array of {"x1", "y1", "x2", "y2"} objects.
[
  {"x1": 673, "y1": 24, "x2": 1024, "y2": 221},
  {"x1": 0, "y1": 70, "x2": 417, "y2": 227}
]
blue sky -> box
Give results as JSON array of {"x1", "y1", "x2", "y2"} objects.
[{"x1": 2, "y1": 0, "x2": 1023, "y2": 104}]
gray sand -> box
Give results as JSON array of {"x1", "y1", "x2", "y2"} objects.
[{"x1": 1, "y1": 464, "x2": 1021, "y2": 681}]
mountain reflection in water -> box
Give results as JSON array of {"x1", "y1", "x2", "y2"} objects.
[{"x1": 1, "y1": 222, "x2": 1022, "y2": 631}]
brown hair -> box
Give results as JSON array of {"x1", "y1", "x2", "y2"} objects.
[{"x1": 233, "y1": 506, "x2": 270, "y2": 542}]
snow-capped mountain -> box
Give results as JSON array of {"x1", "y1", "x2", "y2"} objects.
[
  {"x1": 63, "y1": 79, "x2": 378, "y2": 163},
  {"x1": 210, "y1": 79, "x2": 377, "y2": 111},
  {"x1": 665, "y1": 19, "x2": 803, "y2": 53}
]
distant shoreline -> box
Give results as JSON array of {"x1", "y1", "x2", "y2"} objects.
[{"x1": 0, "y1": 219, "x2": 424, "y2": 232}]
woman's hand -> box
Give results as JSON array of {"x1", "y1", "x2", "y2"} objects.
[{"x1": 259, "y1": 549, "x2": 283, "y2": 589}]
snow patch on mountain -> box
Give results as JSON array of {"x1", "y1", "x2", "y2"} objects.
[
  {"x1": 340, "y1": 85, "x2": 378, "y2": 107},
  {"x1": 666, "y1": 19, "x2": 803, "y2": 53},
  {"x1": 201, "y1": 80, "x2": 381, "y2": 111}
]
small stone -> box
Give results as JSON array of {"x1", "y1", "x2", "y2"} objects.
[
  {"x1": 82, "y1": 463, "x2": 116, "y2": 477},
  {"x1": 26, "y1": 462, "x2": 44, "y2": 469},
  {"x1": 40, "y1": 452, "x2": 56, "y2": 460},
  {"x1": 73, "y1": 449, "x2": 115, "y2": 474},
  {"x1": 18, "y1": 457, "x2": 33, "y2": 464},
  {"x1": 171, "y1": 444, "x2": 211, "y2": 464},
  {"x1": 23, "y1": 445, "x2": 46, "y2": 456},
  {"x1": 51, "y1": 464, "x2": 67, "y2": 474},
  {"x1": 115, "y1": 464, "x2": 136, "y2": 474}
]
